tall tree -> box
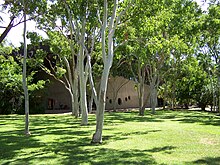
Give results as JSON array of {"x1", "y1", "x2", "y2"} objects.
[
  {"x1": 116, "y1": 0, "x2": 202, "y2": 114},
  {"x1": 92, "y1": 0, "x2": 133, "y2": 143},
  {"x1": 201, "y1": 3, "x2": 220, "y2": 112},
  {"x1": 22, "y1": 0, "x2": 30, "y2": 136}
]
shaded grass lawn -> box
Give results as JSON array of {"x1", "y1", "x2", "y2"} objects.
[{"x1": 0, "y1": 110, "x2": 220, "y2": 165}]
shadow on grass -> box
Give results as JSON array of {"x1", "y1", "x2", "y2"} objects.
[
  {"x1": 191, "y1": 157, "x2": 220, "y2": 165},
  {"x1": 104, "y1": 111, "x2": 164, "y2": 124},
  {"x1": 149, "y1": 110, "x2": 220, "y2": 126},
  {"x1": 0, "y1": 115, "x2": 94, "y2": 164},
  {"x1": 0, "y1": 115, "x2": 24, "y2": 128},
  {"x1": 30, "y1": 114, "x2": 89, "y2": 127},
  {"x1": 0, "y1": 110, "x2": 219, "y2": 164},
  {"x1": 40, "y1": 138, "x2": 176, "y2": 164},
  {"x1": 106, "y1": 109, "x2": 220, "y2": 127},
  {"x1": 121, "y1": 130, "x2": 161, "y2": 136},
  {"x1": 0, "y1": 130, "x2": 45, "y2": 162},
  {"x1": 102, "y1": 129, "x2": 161, "y2": 143},
  {"x1": 58, "y1": 143, "x2": 158, "y2": 164},
  {"x1": 172, "y1": 111, "x2": 220, "y2": 126},
  {"x1": 0, "y1": 130, "x2": 159, "y2": 164},
  {"x1": 146, "y1": 146, "x2": 176, "y2": 154},
  {"x1": 0, "y1": 113, "x2": 170, "y2": 164}
]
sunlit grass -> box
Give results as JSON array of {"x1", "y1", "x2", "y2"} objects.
[{"x1": 0, "y1": 110, "x2": 220, "y2": 164}]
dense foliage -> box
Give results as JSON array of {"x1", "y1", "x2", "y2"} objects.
[{"x1": 0, "y1": 45, "x2": 46, "y2": 114}]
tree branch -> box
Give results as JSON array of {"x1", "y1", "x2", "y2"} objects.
[
  {"x1": 113, "y1": 0, "x2": 135, "y2": 34},
  {"x1": 0, "y1": 16, "x2": 15, "y2": 43}
]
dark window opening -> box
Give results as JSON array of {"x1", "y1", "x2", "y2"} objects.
[
  {"x1": 109, "y1": 99, "x2": 112, "y2": 104},
  {"x1": 48, "y1": 98, "x2": 55, "y2": 110},
  {"x1": 118, "y1": 98, "x2": 122, "y2": 105},
  {"x1": 128, "y1": 96, "x2": 131, "y2": 100},
  {"x1": 106, "y1": 96, "x2": 108, "y2": 99},
  {"x1": 125, "y1": 97, "x2": 128, "y2": 101}
]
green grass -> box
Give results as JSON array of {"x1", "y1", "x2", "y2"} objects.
[{"x1": 0, "y1": 110, "x2": 220, "y2": 165}]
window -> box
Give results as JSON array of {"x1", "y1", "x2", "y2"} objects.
[
  {"x1": 48, "y1": 98, "x2": 55, "y2": 110},
  {"x1": 109, "y1": 99, "x2": 112, "y2": 104},
  {"x1": 128, "y1": 96, "x2": 131, "y2": 100},
  {"x1": 125, "y1": 97, "x2": 128, "y2": 101},
  {"x1": 118, "y1": 98, "x2": 122, "y2": 105}
]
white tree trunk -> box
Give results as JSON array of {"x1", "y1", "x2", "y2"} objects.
[
  {"x1": 171, "y1": 84, "x2": 175, "y2": 110},
  {"x1": 137, "y1": 64, "x2": 145, "y2": 116},
  {"x1": 150, "y1": 85, "x2": 158, "y2": 114},
  {"x1": 139, "y1": 76, "x2": 145, "y2": 116},
  {"x1": 63, "y1": 56, "x2": 76, "y2": 116},
  {"x1": 79, "y1": 17, "x2": 88, "y2": 125},
  {"x1": 68, "y1": 89, "x2": 74, "y2": 114},
  {"x1": 88, "y1": 92, "x2": 94, "y2": 113},
  {"x1": 22, "y1": 0, "x2": 30, "y2": 136},
  {"x1": 92, "y1": 0, "x2": 133, "y2": 143},
  {"x1": 73, "y1": 70, "x2": 79, "y2": 117},
  {"x1": 146, "y1": 65, "x2": 160, "y2": 114},
  {"x1": 139, "y1": 68, "x2": 145, "y2": 116},
  {"x1": 87, "y1": 50, "x2": 98, "y2": 110},
  {"x1": 92, "y1": 62, "x2": 111, "y2": 143},
  {"x1": 80, "y1": 78, "x2": 88, "y2": 125},
  {"x1": 92, "y1": 0, "x2": 115, "y2": 143}
]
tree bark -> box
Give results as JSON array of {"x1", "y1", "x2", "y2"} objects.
[
  {"x1": 91, "y1": 0, "x2": 108, "y2": 144},
  {"x1": 69, "y1": 90, "x2": 74, "y2": 115},
  {"x1": 148, "y1": 73, "x2": 159, "y2": 114},
  {"x1": 0, "y1": 16, "x2": 15, "y2": 43},
  {"x1": 163, "y1": 83, "x2": 168, "y2": 109},
  {"x1": 150, "y1": 86, "x2": 157, "y2": 114},
  {"x1": 92, "y1": 61, "x2": 111, "y2": 143},
  {"x1": 78, "y1": 17, "x2": 88, "y2": 125},
  {"x1": 92, "y1": 0, "x2": 132, "y2": 143},
  {"x1": 80, "y1": 80, "x2": 88, "y2": 125},
  {"x1": 138, "y1": 64, "x2": 145, "y2": 116},
  {"x1": 139, "y1": 77, "x2": 145, "y2": 116},
  {"x1": 88, "y1": 92, "x2": 94, "y2": 113},
  {"x1": 22, "y1": 0, "x2": 30, "y2": 136},
  {"x1": 92, "y1": 0, "x2": 116, "y2": 143},
  {"x1": 171, "y1": 81, "x2": 176, "y2": 110},
  {"x1": 92, "y1": 90, "x2": 105, "y2": 143},
  {"x1": 73, "y1": 71, "x2": 79, "y2": 117},
  {"x1": 63, "y1": 56, "x2": 76, "y2": 116}
]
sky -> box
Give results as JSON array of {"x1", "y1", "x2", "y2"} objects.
[
  {"x1": 0, "y1": 0, "x2": 47, "y2": 46},
  {"x1": 0, "y1": 0, "x2": 208, "y2": 47}
]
